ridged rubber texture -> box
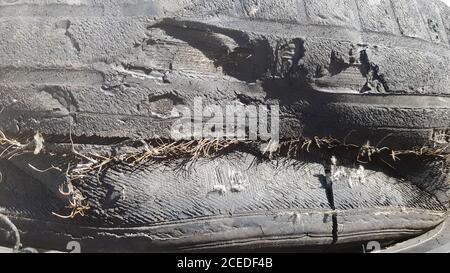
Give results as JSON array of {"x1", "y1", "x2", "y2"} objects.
[
  {"x1": 0, "y1": 151, "x2": 447, "y2": 252},
  {"x1": 0, "y1": 0, "x2": 448, "y2": 148},
  {"x1": 0, "y1": 0, "x2": 449, "y2": 252}
]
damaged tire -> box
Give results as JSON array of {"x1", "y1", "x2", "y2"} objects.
[{"x1": 0, "y1": 0, "x2": 449, "y2": 252}]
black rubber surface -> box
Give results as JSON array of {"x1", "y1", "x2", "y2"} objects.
[{"x1": 0, "y1": 0, "x2": 449, "y2": 252}]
